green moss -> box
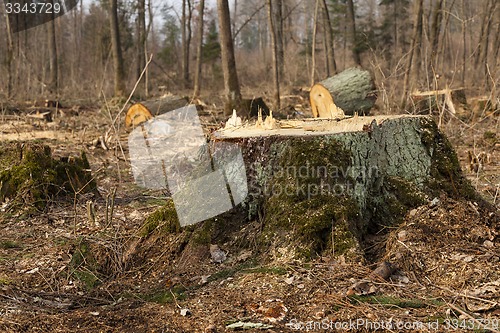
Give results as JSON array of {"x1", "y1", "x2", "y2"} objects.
[
  {"x1": 69, "y1": 238, "x2": 101, "y2": 290},
  {"x1": 0, "y1": 276, "x2": 12, "y2": 285},
  {"x1": 367, "y1": 176, "x2": 427, "y2": 230},
  {"x1": 349, "y1": 295, "x2": 430, "y2": 309},
  {"x1": 191, "y1": 219, "x2": 214, "y2": 245},
  {"x1": 0, "y1": 142, "x2": 95, "y2": 213},
  {"x1": 420, "y1": 118, "x2": 477, "y2": 200},
  {"x1": 140, "y1": 199, "x2": 181, "y2": 237},
  {"x1": 144, "y1": 286, "x2": 187, "y2": 304},
  {"x1": 0, "y1": 240, "x2": 22, "y2": 249},
  {"x1": 261, "y1": 137, "x2": 361, "y2": 260}
]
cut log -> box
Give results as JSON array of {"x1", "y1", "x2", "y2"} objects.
[
  {"x1": 125, "y1": 95, "x2": 189, "y2": 128},
  {"x1": 310, "y1": 67, "x2": 377, "y2": 117}
]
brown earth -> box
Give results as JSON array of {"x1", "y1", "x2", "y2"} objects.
[{"x1": 0, "y1": 96, "x2": 498, "y2": 333}]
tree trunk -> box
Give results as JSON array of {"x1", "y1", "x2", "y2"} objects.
[
  {"x1": 211, "y1": 115, "x2": 477, "y2": 260},
  {"x1": 402, "y1": 0, "x2": 424, "y2": 106},
  {"x1": 109, "y1": 0, "x2": 125, "y2": 97},
  {"x1": 475, "y1": 0, "x2": 492, "y2": 69},
  {"x1": 275, "y1": 0, "x2": 285, "y2": 80},
  {"x1": 310, "y1": 0, "x2": 320, "y2": 87},
  {"x1": 217, "y1": 0, "x2": 242, "y2": 115},
  {"x1": 136, "y1": 0, "x2": 147, "y2": 96},
  {"x1": 193, "y1": 0, "x2": 205, "y2": 98},
  {"x1": 322, "y1": 0, "x2": 337, "y2": 76},
  {"x1": 267, "y1": 0, "x2": 280, "y2": 111},
  {"x1": 429, "y1": 0, "x2": 444, "y2": 68},
  {"x1": 182, "y1": 0, "x2": 193, "y2": 89},
  {"x1": 346, "y1": 0, "x2": 361, "y2": 66},
  {"x1": 3, "y1": 10, "x2": 14, "y2": 98},
  {"x1": 310, "y1": 67, "x2": 377, "y2": 117},
  {"x1": 47, "y1": 8, "x2": 58, "y2": 95}
]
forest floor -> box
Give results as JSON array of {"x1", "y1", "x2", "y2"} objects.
[{"x1": 0, "y1": 94, "x2": 499, "y2": 332}]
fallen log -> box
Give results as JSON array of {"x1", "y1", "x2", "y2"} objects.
[
  {"x1": 411, "y1": 88, "x2": 467, "y2": 119},
  {"x1": 125, "y1": 95, "x2": 189, "y2": 128},
  {"x1": 310, "y1": 67, "x2": 377, "y2": 117}
]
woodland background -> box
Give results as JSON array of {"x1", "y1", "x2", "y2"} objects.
[{"x1": 0, "y1": 0, "x2": 499, "y2": 112}]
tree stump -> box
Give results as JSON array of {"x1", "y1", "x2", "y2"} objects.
[
  {"x1": 310, "y1": 67, "x2": 377, "y2": 117},
  {"x1": 135, "y1": 114, "x2": 479, "y2": 262},
  {"x1": 207, "y1": 115, "x2": 477, "y2": 260}
]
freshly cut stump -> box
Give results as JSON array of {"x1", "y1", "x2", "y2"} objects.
[{"x1": 208, "y1": 115, "x2": 478, "y2": 260}]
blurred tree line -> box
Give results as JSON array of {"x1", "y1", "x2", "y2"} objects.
[{"x1": 0, "y1": 0, "x2": 498, "y2": 111}]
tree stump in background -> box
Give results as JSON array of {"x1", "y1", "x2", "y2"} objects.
[{"x1": 310, "y1": 67, "x2": 377, "y2": 117}]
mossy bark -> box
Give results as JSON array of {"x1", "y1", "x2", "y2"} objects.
[{"x1": 0, "y1": 142, "x2": 96, "y2": 213}]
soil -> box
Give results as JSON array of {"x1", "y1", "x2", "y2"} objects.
[{"x1": 0, "y1": 98, "x2": 498, "y2": 333}]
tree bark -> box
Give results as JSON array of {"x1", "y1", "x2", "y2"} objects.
[
  {"x1": 402, "y1": 0, "x2": 424, "y2": 106},
  {"x1": 182, "y1": 0, "x2": 193, "y2": 89},
  {"x1": 322, "y1": 0, "x2": 337, "y2": 76},
  {"x1": 193, "y1": 0, "x2": 205, "y2": 98},
  {"x1": 346, "y1": 0, "x2": 361, "y2": 66},
  {"x1": 267, "y1": 0, "x2": 280, "y2": 111},
  {"x1": 136, "y1": 0, "x2": 147, "y2": 96},
  {"x1": 217, "y1": 0, "x2": 242, "y2": 115},
  {"x1": 47, "y1": 7, "x2": 58, "y2": 94},
  {"x1": 109, "y1": 0, "x2": 125, "y2": 97}
]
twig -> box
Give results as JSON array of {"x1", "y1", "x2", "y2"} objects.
[
  {"x1": 447, "y1": 302, "x2": 500, "y2": 333},
  {"x1": 109, "y1": 54, "x2": 153, "y2": 132}
]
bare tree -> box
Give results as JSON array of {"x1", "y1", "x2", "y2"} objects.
[
  {"x1": 322, "y1": 0, "x2": 336, "y2": 76},
  {"x1": 217, "y1": 0, "x2": 241, "y2": 115},
  {"x1": 275, "y1": 0, "x2": 285, "y2": 80},
  {"x1": 136, "y1": 0, "x2": 147, "y2": 95},
  {"x1": 109, "y1": 0, "x2": 125, "y2": 97},
  {"x1": 267, "y1": 0, "x2": 280, "y2": 110},
  {"x1": 402, "y1": 0, "x2": 423, "y2": 105},
  {"x1": 47, "y1": 8, "x2": 58, "y2": 94},
  {"x1": 3, "y1": 10, "x2": 14, "y2": 98},
  {"x1": 182, "y1": 0, "x2": 193, "y2": 89},
  {"x1": 346, "y1": 0, "x2": 361, "y2": 66},
  {"x1": 311, "y1": 0, "x2": 320, "y2": 86},
  {"x1": 429, "y1": 0, "x2": 444, "y2": 54},
  {"x1": 193, "y1": 0, "x2": 205, "y2": 98}
]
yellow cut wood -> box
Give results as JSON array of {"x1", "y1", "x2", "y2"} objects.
[
  {"x1": 309, "y1": 83, "x2": 345, "y2": 118},
  {"x1": 125, "y1": 103, "x2": 153, "y2": 128}
]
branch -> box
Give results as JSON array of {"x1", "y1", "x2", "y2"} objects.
[{"x1": 232, "y1": 3, "x2": 265, "y2": 41}]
